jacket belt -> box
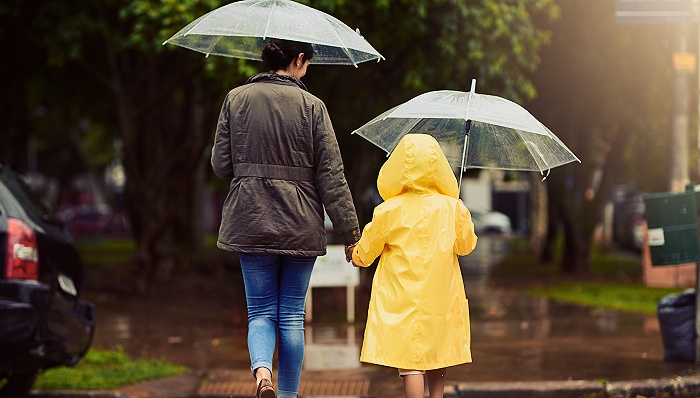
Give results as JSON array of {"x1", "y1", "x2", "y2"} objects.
[{"x1": 232, "y1": 163, "x2": 315, "y2": 182}]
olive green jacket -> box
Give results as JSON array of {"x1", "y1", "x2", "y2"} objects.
[{"x1": 211, "y1": 73, "x2": 360, "y2": 255}]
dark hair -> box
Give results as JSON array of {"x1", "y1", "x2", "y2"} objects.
[{"x1": 261, "y1": 39, "x2": 314, "y2": 71}]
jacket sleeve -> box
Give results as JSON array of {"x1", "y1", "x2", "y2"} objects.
[
  {"x1": 312, "y1": 101, "x2": 361, "y2": 245},
  {"x1": 211, "y1": 93, "x2": 234, "y2": 179},
  {"x1": 454, "y1": 201, "x2": 478, "y2": 256},
  {"x1": 352, "y1": 207, "x2": 387, "y2": 267}
]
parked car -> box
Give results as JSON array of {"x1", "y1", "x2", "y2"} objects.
[
  {"x1": 470, "y1": 207, "x2": 512, "y2": 236},
  {"x1": 58, "y1": 203, "x2": 131, "y2": 238},
  {"x1": 0, "y1": 166, "x2": 95, "y2": 397}
]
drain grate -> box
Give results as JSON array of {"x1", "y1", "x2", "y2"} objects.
[
  {"x1": 300, "y1": 379, "x2": 370, "y2": 396},
  {"x1": 199, "y1": 379, "x2": 370, "y2": 397},
  {"x1": 199, "y1": 380, "x2": 251, "y2": 396}
]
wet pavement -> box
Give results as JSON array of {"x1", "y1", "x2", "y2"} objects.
[{"x1": 75, "y1": 236, "x2": 700, "y2": 397}]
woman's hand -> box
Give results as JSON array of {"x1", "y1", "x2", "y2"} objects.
[{"x1": 344, "y1": 242, "x2": 358, "y2": 263}]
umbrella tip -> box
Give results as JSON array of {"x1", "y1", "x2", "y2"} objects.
[{"x1": 470, "y1": 79, "x2": 476, "y2": 93}]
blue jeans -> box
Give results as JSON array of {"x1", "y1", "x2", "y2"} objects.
[{"x1": 238, "y1": 253, "x2": 316, "y2": 398}]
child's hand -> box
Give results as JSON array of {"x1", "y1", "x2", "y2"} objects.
[{"x1": 351, "y1": 260, "x2": 362, "y2": 268}]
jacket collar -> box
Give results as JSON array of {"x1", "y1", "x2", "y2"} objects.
[{"x1": 246, "y1": 72, "x2": 308, "y2": 91}]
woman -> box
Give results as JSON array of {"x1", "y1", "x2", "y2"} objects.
[{"x1": 211, "y1": 39, "x2": 361, "y2": 398}]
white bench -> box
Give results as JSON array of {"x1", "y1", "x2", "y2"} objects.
[{"x1": 305, "y1": 245, "x2": 360, "y2": 323}]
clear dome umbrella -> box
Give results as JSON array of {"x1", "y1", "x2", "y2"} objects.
[
  {"x1": 163, "y1": 0, "x2": 384, "y2": 67},
  {"x1": 352, "y1": 80, "x2": 581, "y2": 187}
]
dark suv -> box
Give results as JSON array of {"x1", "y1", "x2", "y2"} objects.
[{"x1": 0, "y1": 166, "x2": 95, "y2": 397}]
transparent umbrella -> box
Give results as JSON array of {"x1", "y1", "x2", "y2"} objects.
[
  {"x1": 163, "y1": 0, "x2": 384, "y2": 67},
  {"x1": 352, "y1": 80, "x2": 580, "y2": 183}
]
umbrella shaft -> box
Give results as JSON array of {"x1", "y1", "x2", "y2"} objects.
[{"x1": 458, "y1": 121, "x2": 471, "y2": 193}]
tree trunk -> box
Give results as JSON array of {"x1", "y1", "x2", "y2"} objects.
[
  {"x1": 560, "y1": 206, "x2": 592, "y2": 275},
  {"x1": 114, "y1": 68, "x2": 216, "y2": 293},
  {"x1": 528, "y1": 173, "x2": 548, "y2": 255},
  {"x1": 540, "y1": 184, "x2": 560, "y2": 264}
]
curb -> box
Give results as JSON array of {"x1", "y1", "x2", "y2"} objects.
[
  {"x1": 31, "y1": 373, "x2": 700, "y2": 398},
  {"x1": 30, "y1": 392, "x2": 125, "y2": 398},
  {"x1": 453, "y1": 375, "x2": 700, "y2": 398}
]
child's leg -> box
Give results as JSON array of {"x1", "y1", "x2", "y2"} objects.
[
  {"x1": 402, "y1": 373, "x2": 425, "y2": 398},
  {"x1": 426, "y1": 368, "x2": 446, "y2": 398}
]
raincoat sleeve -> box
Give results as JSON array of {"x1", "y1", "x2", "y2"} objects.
[
  {"x1": 351, "y1": 207, "x2": 387, "y2": 267},
  {"x1": 312, "y1": 102, "x2": 361, "y2": 246},
  {"x1": 211, "y1": 93, "x2": 233, "y2": 179},
  {"x1": 454, "y1": 201, "x2": 478, "y2": 256}
]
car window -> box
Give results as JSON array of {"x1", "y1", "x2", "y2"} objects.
[{"x1": 0, "y1": 169, "x2": 52, "y2": 218}]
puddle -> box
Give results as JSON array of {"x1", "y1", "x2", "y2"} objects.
[{"x1": 85, "y1": 236, "x2": 700, "y2": 383}]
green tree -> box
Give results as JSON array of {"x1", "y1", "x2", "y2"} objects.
[
  {"x1": 2, "y1": 0, "x2": 559, "y2": 291},
  {"x1": 527, "y1": 0, "x2": 675, "y2": 274},
  {"x1": 3, "y1": 0, "x2": 251, "y2": 291},
  {"x1": 304, "y1": 0, "x2": 559, "y2": 222}
]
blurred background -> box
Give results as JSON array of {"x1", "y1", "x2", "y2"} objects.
[{"x1": 0, "y1": 0, "x2": 695, "y2": 291}]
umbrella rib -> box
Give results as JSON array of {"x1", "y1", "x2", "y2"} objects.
[
  {"x1": 319, "y1": 16, "x2": 360, "y2": 67},
  {"x1": 263, "y1": 0, "x2": 278, "y2": 39},
  {"x1": 521, "y1": 136, "x2": 551, "y2": 175},
  {"x1": 203, "y1": 34, "x2": 225, "y2": 57},
  {"x1": 181, "y1": 9, "x2": 215, "y2": 38}
]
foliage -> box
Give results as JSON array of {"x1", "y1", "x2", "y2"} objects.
[
  {"x1": 34, "y1": 348, "x2": 186, "y2": 390},
  {"x1": 528, "y1": 282, "x2": 684, "y2": 314},
  {"x1": 301, "y1": 0, "x2": 559, "y2": 224},
  {"x1": 525, "y1": 0, "x2": 676, "y2": 274},
  {"x1": 2, "y1": 0, "x2": 561, "y2": 289}
]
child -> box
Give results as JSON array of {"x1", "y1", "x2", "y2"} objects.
[{"x1": 352, "y1": 133, "x2": 478, "y2": 398}]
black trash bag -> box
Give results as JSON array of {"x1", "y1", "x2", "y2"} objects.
[{"x1": 657, "y1": 289, "x2": 696, "y2": 363}]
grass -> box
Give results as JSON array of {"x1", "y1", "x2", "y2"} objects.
[
  {"x1": 527, "y1": 282, "x2": 686, "y2": 314},
  {"x1": 56, "y1": 240, "x2": 189, "y2": 391},
  {"x1": 493, "y1": 238, "x2": 688, "y2": 315},
  {"x1": 75, "y1": 235, "x2": 220, "y2": 267},
  {"x1": 34, "y1": 348, "x2": 187, "y2": 391},
  {"x1": 74, "y1": 238, "x2": 136, "y2": 266}
]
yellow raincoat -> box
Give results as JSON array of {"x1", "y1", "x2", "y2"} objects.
[{"x1": 352, "y1": 133, "x2": 478, "y2": 371}]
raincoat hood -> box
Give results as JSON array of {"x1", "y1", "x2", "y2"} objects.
[{"x1": 377, "y1": 134, "x2": 459, "y2": 201}]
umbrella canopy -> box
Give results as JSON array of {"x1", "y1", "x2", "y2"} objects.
[
  {"x1": 163, "y1": 0, "x2": 384, "y2": 66},
  {"x1": 352, "y1": 81, "x2": 580, "y2": 178}
]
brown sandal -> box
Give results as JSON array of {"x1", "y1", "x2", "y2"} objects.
[{"x1": 255, "y1": 378, "x2": 275, "y2": 398}]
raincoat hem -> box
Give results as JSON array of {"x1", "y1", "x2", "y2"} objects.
[{"x1": 359, "y1": 356, "x2": 473, "y2": 371}]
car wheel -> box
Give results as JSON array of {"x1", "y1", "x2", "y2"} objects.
[{"x1": 0, "y1": 370, "x2": 38, "y2": 398}]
